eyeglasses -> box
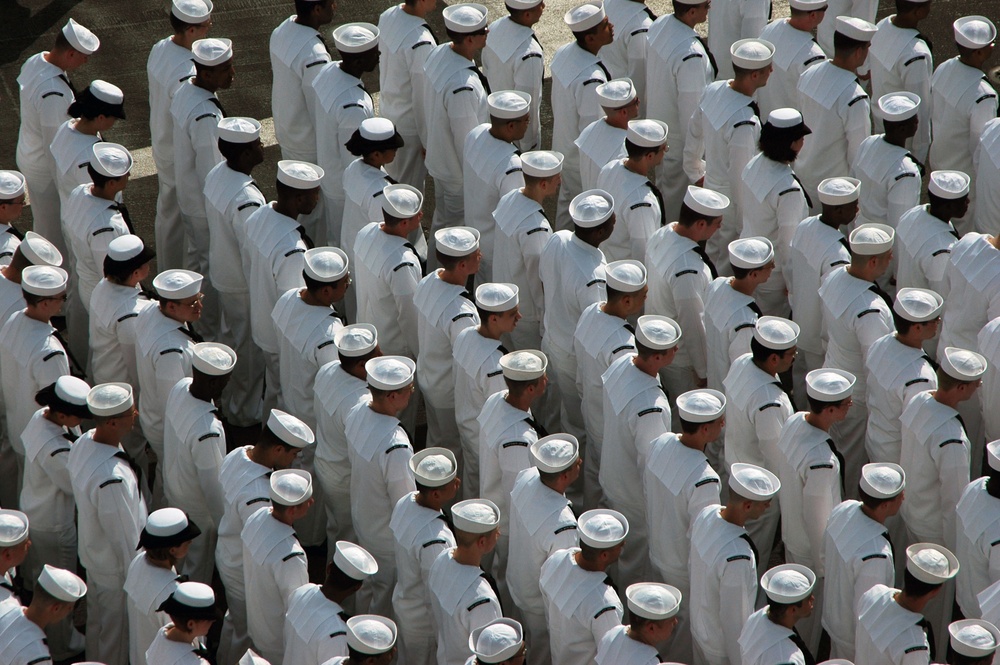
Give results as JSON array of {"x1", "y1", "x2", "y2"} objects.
[
  {"x1": 179, "y1": 294, "x2": 205, "y2": 308},
  {"x1": 48, "y1": 293, "x2": 69, "y2": 302}
]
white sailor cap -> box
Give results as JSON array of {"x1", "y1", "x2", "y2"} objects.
[
  {"x1": 269, "y1": 469, "x2": 313, "y2": 506},
  {"x1": 55, "y1": 375, "x2": 90, "y2": 406},
  {"x1": 941, "y1": 347, "x2": 988, "y2": 382},
  {"x1": 817, "y1": 177, "x2": 861, "y2": 205},
  {"x1": 530, "y1": 434, "x2": 580, "y2": 473},
  {"x1": 159, "y1": 581, "x2": 217, "y2": 620},
  {"x1": 238, "y1": 650, "x2": 269, "y2": 665},
  {"x1": 876, "y1": 92, "x2": 921, "y2": 122},
  {"x1": 20, "y1": 231, "x2": 62, "y2": 267},
  {"x1": 303, "y1": 247, "x2": 349, "y2": 282},
  {"x1": 365, "y1": 356, "x2": 416, "y2": 390},
  {"x1": 906, "y1": 543, "x2": 959, "y2": 584},
  {"x1": 333, "y1": 541, "x2": 378, "y2": 580},
  {"x1": 358, "y1": 117, "x2": 396, "y2": 142},
  {"x1": 928, "y1": 170, "x2": 971, "y2": 199},
  {"x1": 500, "y1": 349, "x2": 547, "y2": 381},
  {"x1": 730, "y1": 38, "x2": 775, "y2": 69},
  {"x1": 605, "y1": 260, "x2": 647, "y2": 292},
  {"x1": 788, "y1": 0, "x2": 828, "y2": 10},
  {"x1": 506, "y1": 0, "x2": 543, "y2": 9},
  {"x1": 153, "y1": 269, "x2": 203, "y2": 299},
  {"x1": 470, "y1": 619, "x2": 524, "y2": 664},
  {"x1": 106, "y1": 234, "x2": 154, "y2": 268},
  {"x1": 89, "y1": 81, "x2": 124, "y2": 109},
  {"x1": 334, "y1": 323, "x2": 378, "y2": 357},
  {"x1": 346, "y1": 615, "x2": 397, "y2": 655},
  {"x1": 849, "y1": 223, "x2": 894, "y2": 255},
  {"x1": 684, "y1": 186, "x2": 730, "y2": 217},
  {"x1": 90, "y1": 142, "x2": 133, "y2": 178},
  {"x1": 565, "y1": 2, "x2": 606, "y2": 32},
  {"x1": 729, "y1": 463, "x2": 780, "y2": 500},
  {"x1": 805, "y1": 368, "x2": 856, "y2": 402},
  {"x1": 521, "y1": 150, "x2": 564, "y2": 178},
  {"x1": 139, "y1": 507, "x2": 202, "y2": 550},
  {"x1": 451, "y1": 499, "x2": 501, "y2": 534},
  {"x1": 818, "y1": 661, "x2": 854, "y2": 665},
  {"x1": 636, "y1": 315, "x2": 681, "y2": 350},
  {"x1": 21, "y1": 265, "x2": 68, "y2": 296},
  {"x1": 277, "y1": 160, "x2": 325, "y2": 189},
  {"x1": 192, "y1": 342, "x2": 237, "y2": 376},
  {"x1": 191, "y1": 38, "x2": 233, "y2": 66},
  {"x1": 37, "y1": 565, "x2": 87, "y2": 602},
  {"x1": 835, "y1": 16, "x2": 877, "y2": 41},
  {"x1": 627, "y1": 119, "x2": 668, "y2": 148},
  {"x1": 443, "y1": 3, "x2": 489, "y2": 32},
  {"x1": 0, "y1": 170, "x2": 25, "y2": 199},
  {"x1": 570, "y1": 189, "x2": 615, "y2": 227},
  {"x1": 435, "y1": 226, "x2": 480, "y2": 257},
  {"x1": 729, "y1": 237, "x2": 774, "y2": 270},
  {"x1": 988, "y1": 440, "x2": 1000, "y2": 473},
  {"x1": 765, "y1": 107, "x2": 811, "y2": 133},
  {"x1": 476, "y1": 282, "x2": 519, "y2": 312},
  {"x1": 381, "y1": 184, "x2": 423, "y2": 218},
  {"x1": 266, "y1": 409, "x2": 315, "y2": 448},
  {"x1": 488, "y1": 90, "x2": 531, "y2": 119},
  {"x1": 596, "y1": 79, "x2": 637, "y2": 109},
  {"x1": 87, "y1": 382, "x2": 134, "y2": 417},
  {"x1": 409, "y1": 447, "x2": 458, "y2": 487},
  {"x1": 0, "y1": 509, "x2": 29, "y2": 547},
  {"x1": 578, "y1": 509, "x2": 629, "y2": 548},
  {"x1": 626, "y1": 583, "x2": 682, "y2": 620},
  {"x1": 860, "y1": 462, "x2": 905, "y2": 498},
  {"x1": 172, "y1": 0, "x2": 213, "y2": 23},
  {"x1": 950, "y1": 620, "x2": 1000, "y2": 658},
  {"x1": 62, "y1": 19, "x2": 100, "y2": 55},
  {"x1": 333, "y1": 22, "x2": 379, "y2": 54},
  {"x1": 893, "y1": 287, "x2": 943, "y2": 322},
  {"x1": 753, "y1": 316, "x2": 800, "y2": 350},
  {"x1": 677, "y1": 389, "x2": 726, "y2": 423},
  {"x1": 954, "y1": 16, "x2": 997, "y2": 49},
  {"x1": 217, "y1": 117, "x2": 261, "y2": 143},
  {"x1": 761, "y1": 564, "x2": 816, "y2": 604}
]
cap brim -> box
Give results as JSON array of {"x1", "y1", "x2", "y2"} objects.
[
  {"x1": 137, "y1": 519, "x2": 203, "y2": 550},
  {"x1": 345, "y1": 130, "x2": 405, "y2": 156}
]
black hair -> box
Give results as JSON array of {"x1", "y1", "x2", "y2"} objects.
[
  {"x1": 218, "y1": 138, "x2": 256, "y2": 164},
  {"x1": 858, "y1": 485, "x2": 897, "y2": 510},
  {"x1": 806, "y1": 395, "x2": 848, "y2": 414},
  {"x1": 758, "y1": 126, "x2": 801, "y2": 163},
  {"x1": 169, "y1": 13, "x2": 204, "y2": 34},
  {"x1": 295, "y1": 0, "x2": 333, "y2": 18},
  {"x1": 86, "y1": 164, "x2": 121, "y2": 189},
  {"x1": 750, "y1": 336, "x2": 783, "y2": 364},
  {"x1": 834, "y1": 31, "x2": 869, "y2": 53},
  {"x1": 447, "y1": 28, "x2": 488, "y2": 42},
  {"x1": 901, "y1": 568, "x2": 941, "y2": 598},
  {"x1": 676, "y1": 202, "x2": 708, "y2": 227},
  {"x1": 572, "y1": 21, "x2": 604, "y2": 47},
  {"x1": 303, "y1": 272, "x2": 347, "y2": 293},
  {"x1": 34, "y1": 382, "x2": 92, "y2": 419},
  {"x1": 625, "y1": 139, "x2": 661, "y2": 161}
]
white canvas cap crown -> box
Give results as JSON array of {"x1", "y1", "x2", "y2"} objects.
[
  {"x1": 530, "y1": 434, "x2": 580, "y2": 473},
  {"x1": 835, "y1": 16, "x2": 877, "y2": 41},
  {"x1": 499, "y1": 349, "x2": 547, "y2": 381},
  {"x1": 761, "y1": 564, "x2": 816, "y2": 603},
  {"x1": 171, "y1": 581, "x2": 215, "y2": 608},
  {"x1": 860, "y1": 462, "x2": 905, "y2": 498},
  {"x1": 626, "y1": 583, "x2": 682, "y2": 619},
  {"x1": 20, "y1": 231, "x2": 62, "y2": 267},
  {"x1": 596, "y1": 79, "x2": 637, "y2": 108},
  {"x1": 172, "y1": 0, "x2": 214, "y2": 22},
  {"x1": 89, "y1": 80, "x2": 123, "y2": 105},
  {"x1": 729, "y1": 236, "x2": 773, "y2": 269},
  {"x1": 0, "y1": 170, "x2": 25, "y2": 199},
  {"x1": 303, "y1": 247, "x2": 349, "y2": 282},
  {"x1": 434, "y1": 226, "x2": 480, "y2": 257},
  {"x1": 359, "y1": 117, "x2": 396, "y2": 141},
  {"x1": 578, "y1": 509, "x2": 628, "y2": 548},
  {"x1": 849, "y1": 223, "x2": 894, "y2": 255},
  {"x1": 488, "y1": 90, "x2": 531, "y2": 119},
  {"x1": 906, "y1": 543, "x2": 959, "y2": 584},
  {"x1": 507, "y1": 0, "x2": 543, "y2": 8},
  {"x1": 145, "y1": 507, "x2": 191, "y2": 537},
  {"x1": 107, "y1": 235, "x2": 145, "y2": 262},
  {"x1": 636, "y1": 315, "x2": 681, "y2": 350},
  {"x1": 954, "y1": 16, "x2": 997, "y2": 49},
  {"x1": 950, "y1": 620, "x2": 1000, "y2": 657},
  {"x1": 333, "y1": 541, "x2": 378, "y2": 580},
  {"x1": 730, "y1": 38, "x2": 775, "y2": 69},
  {"x1": 22, "y1": 265, "x2": 68, "y2": 296},
  {"x1": 409, "y1": 447, "x2": 458, "y2": 487},
  {"x1": 753, "y1": 316, "x2": 800, "y2": 350},
  {"x1": 334, "y1": 323, "x2": 377, "y2": 357},
  {"x1": 876, "y1": 92, "x2": 920, "y2": 122},
  {"x1": 381, "y1": 184, "x2": 423, "y2": 218},
  {"x1": 988, "y1": 440, "x2": 1000, "y2": 472},
  {"x1": 627, "y1": 119, "x2": 668, "y2": 148},
  {"x1": 277, "y1": 160, "x2": 324, "y2": 188},
  {"x1": 677, "y1": 389, "x2": 726, "y2": 423},
  {"x1": 729, "y1": 462, "x2": 780, "y2": 500},
  {"x1": 941, "y1": 346, "x2": 988, "y2": 381},
  {"x1": 818, "y1": 661, "x2": 854, "y2": 665},
  {"x1": 191, "y1": 38, "x2": 232, "y2": 66},
  {"x1": 269, "y1": 468, "x2": 313, "y2": 506},
  {"x1": 55, "y1": 375, "x2": 90, "y2": 405},
  {"x1": 788, "y1": 0, "x2": 828, "y2": 10},
  {"x1": 217, "y1": 117, "x2": 261, "y2": 143},
  {"x1": 38, "y1": 565, "x2": 87, "y2": 602},
  {"x1": 451, "y1": 499, "x2": 501, "y2": 533},
  {"x1": 0, "y1": 509, "x2": 29, "y2": 547},
  {"x1": 62, "y1": 19, "x2": 100, "y2": 55},
  {"x1": 476, "y1": 282, "x2": 519, "y2": 312},
  {"x1": 570, "y1": 189, "x2": 614, "y2": 227},
  {"x1": 266, "y1": 409, "x2": 315, "y2": 448},
  {"x1": 521, "y1": 150, "x2": 564, "y2": 177},
  {"x1": 928, "y1": 170, "x2": 971, "y2": 199},
  {"x1": 805, "y1": 368, "x2": 856, "y2": 401},
  {"x1": 893, "y1": 287, "x2": 943, "y2": 322},
  {"x1": 192, "y1": 342, "x2": 237, "y2": 376},
  {"x1": 443, "y1": 3, "x2": 489, "y2": 32},
  {"x1": 87, "y1": 382, "x2": 133, "y2": 417},
  {"x1": 605, "y1": 260, "x2": 646, "y2": 292},
  {"x1": 346, "y1": 615, "x2": 397, "y2": 654},
  {"x1": 153, "y1": 269, "x2": 203, "y2": 299},
  {"x1": 684, "y1": 186, "x2": 730, "y2": 217},
  {"x1": 817, "y1": 177, "x2": 861, "y2": 205},
  {"x1": 365, "y1": 355, "x2": 416, "y2": 390},
  {"x1": 333, "y1": 23, "x2": 379, "y2": 53},
  {"x1": 767, "y1": 108, "x2": 805, "y2": 128},
  {"x1": 90, "y1": 142, "x2": 133, "y2": 177},
  {"x1": 470, "y1": 618, "x2": 524, "y2": 663},
  {"x1": 565, "y1": 2, "x2": 606, "y2": 31}
]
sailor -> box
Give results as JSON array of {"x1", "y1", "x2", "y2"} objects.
[
  {"x1": 428, "y1": 499, "x2": 504, "y2": 665},
  {"x1": 422, "y1": 3, "x2": 491, "y2": 239},
  {"x1": 597, "y1": 583, "x2": 682, "y2": 665},
  {"x1": 704, "y1": 237, "x2": 773, "y2": 391},
  {"x1": 0, "y1": 510, "x2": 30, "y2": 609},
  {"x1": 979, "y1": 585, "x2": 1000, "y2": 641},
  {"x1": 463, "y1": 90, "x2": 530, "y2": 282},
  {"x1": 683, "y1": 38, "x2": 773, "y2": 272},
  {"x1": 467, "y1": 618, "x2": 526, "y2": 665},
  {"x1": 16, "y1": 19, "x2": 99, "y2": 256},
  {"x1": 68, "y1": 382, "x2": 147, "y2": 665},
  {"x1": 975, "y1": 117, "x2": 1000, "y2": 236},
  {"x1": 508, "y1": 435, "x2": 581, "y2": 665},
  {"x1": 325, "y1": 615, "x2": 398, "y2": 665},
  {"x1": 145, "y1": 581, "x2": 219, "y2": 665},
  {"x1": 707, "y1": 0, "x2": 770, "y2": 80},
  {"x1": 947, "y1": 620, "x2": 1000, "y2": 665},
  {"x1": 597, "y1": 119, "x2": 668, "y2": 262},
  {"x1": 954, "y1": 441, "x2": 1000, "y2": 619},
  {"x1": 125, "y1": 508, "x2": 202, "y2": 665},
  {"x1": 415, "y1": 226, "x2": 480, "y2": 453},
  {"x1": 855, "y1": 543, "x2": 959, "y2": 664},
  {"x1": 344, "y1": 356, "x2": 417, "y2": 617},
  {"x1": 244, "y1": 159, "x2": 323, "y2": 413},
  {"x1": 550, "y1": 2, "x2": 613, "y2": 230},
  {"x1": 929, "y1": 16, "x2": 997, "y2": 235},
  {"x1": 644, "y1": 389, "x2": 725, "y2": 663},
  {"x1": 390, "y1": 448, "x2": 460, "y2": 665},
  {"x1": 454, "y1": 283, "x2": 520, "y2": 497},
  {"x1": 795, "y1": 17, "x2": 875, "y2": 206},
  {"x1": 689, "y1": 463, "x2": 780, "y2": 665},
  {"x1": 215, "y1": 409, "x2": 313, "y2": 665},
  {"x1": 313, "y1": 324, "x2": 379, "y2": 547},
  {"x1": 757, "y1": 0, "x2": 826, "y2": 117},
  {"x1": 0, "y1": 565, "x2": 86, "y2": 665},
  {"x1": 645, "y1": 0, "x2": 714, "y2": 219},
  {"x1": 896, "y1": 171, "x2": 967, "y2": 295},
  {"x1": 981, "y1": 319, "x2": 1000, "y2": 444},
  {"x1": 740, "y1": 564, "x2": 818, "y2": 665},
  {"x1": 823, "y1": 463, "x2": 905, "y2": 659},
  {"x1": 574, "y1": 260, "x2": 645, "y2": 506},
  {"x1": 284, "y1": 540, "x2": 378, "y2": 665},
  {"x1": 311, "y1": 22, "x2": 379, "y2": 246},
  {"x1": 0, "y1": 171, "x2": 26, "y2": 265},
  {"x1": 493, "y1": 150, "x2": 560, "y2": 352},
  {"x1": 819, "y1": 223, "x2": 896, "y2": 496},
  {"x1": 539, "y1": 509, "x2": 628, "y2": 665},
  {"x1": 162, "y1": 342, "x2": 235, "y2": 583},
  {"x1": 576, "y1": 79, "x2": 638, "y2": 192},
  {"x1": 868, "y1": 0, "x2": 933, "y2": 163}
]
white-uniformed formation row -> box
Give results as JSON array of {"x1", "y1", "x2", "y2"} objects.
[{"x1": 1, "y1": 0, "x2": 1000, "y2": 663}]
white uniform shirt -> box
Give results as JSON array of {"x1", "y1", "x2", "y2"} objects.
[
  {"x1": 203, "y1": 161, "x2": 265, "y2": 294},
  {"x1": 929, "y1": 57, "x2": 998, "y2": 181},
  {"x1": 144, "y1": 627, "x2": 209, "y2": 665},
  {"x1": 453, "y1": 327, "x2": 506, "y2": 457},
  {"x1": 539, "y1": 230, "x2": 607, "y2": 354},
  {"x1": 269, "y1": 16, "x2": 331, "y2": 161},
  {"x1": 311, "y1": 62, "x2": 373, "y2": 203},
  {"x1": 707, "y1": 0, "x2": 769, "y2": 80},
  {"x1": 477, "y1": 390, "x2": 538, "y2": 532},
  {"x1": 133, "y1": 306, "x2": 196, "y2": 448},
  {"x1": 600, "y1": 0, "x2": 655, "y2": 104},
  {"x1": 851, "y1": 134, "x2": 922, "y2": 230},
  {"x1": 0, "y1": 607, "x2": 52, "y2": 665},
  {"x1": 550, "y1": 42, "x2": 610, "y2": 186},
  {"x1": 429, "y1": 550, "x2": 503, "y2": 665},
  {"x1": 856, "y1": 584, "x2": 932, "y2": 665},
  {"x1": 704, "y1": 277, "x2": 759, "y2": 390},
  {"x1": 596, "y1": 624, "x2": 659, "y2": 665},
  {"x1": 788, "y1": 215, "x2": 851, "y2": 355},
  {"x1": 758, "y1": 19, "x2": 826, "y2": 118},
  {"x1": 974, "y1": 118, "x2": 1000, "y2": 235},
  {"x1": 283, "y1": 583, "x2": 349, "y2": 665},
  {"x1": 0, "y1": 227, "x2": 21, "y2": 267},
  {"x1": 16, "y1": 52, "x2": 75, "y2": 179},
  {"x1": 62, "y1": 183, "x2": 130, "y2": 305},
  {"x1": 216, "y1": 446, "x2": 271, "y2": 591},
  {"x1": 313, "y1": 361, "x2": 368, "y2": 488},
  {"x1": 463, "y1": 123, "x2": 524, "y2": 274},
  {"x1": 124, "y1": 552, "x2": 180, "y2": 665},
  {"x1": 740, "y1": 153, "x2": 809, "y2": 280},
  {"x1": 19, "y1": 410, "x2": 76, "y2": 532},
  {"x1": 723, "y1": 352, "x2": 794, "y2": 468},
  {"x1": 938, "y1": 233, "x2": 1000, "y2": 355},
  {"x1": 413, "y1": 271, "x2": 479, "y2": 409},
  {"x1": 979, "y1": 317, "x2": 1000, "y2": 442},
  {"x1": 740, "y1": 606, "x2": 809, "y2": 665},
  {"x1": 377, "y1": 5, "x2": 436, "y2": 142},
  {"x1": 576, "y1": 119, "x2": 627, "y2": 192},
  {"x1": 49, "y1": 119, "x2": 100, "y2": 209},
  {"x1": 955, "y1": 477, "x2": 1000, "y2": 618},
  {"x1": 574, "y1": 302, "x2": 636, "y2": 445},
  {"x1": 492, "y1": 189, "x2": 551, "y2": 327},
  {"x1": 482, "y1": 16, "x2": 544, "y2": 151},
  {"x1": 341, "y1": 159, "x2": 394, "y2": 271},
  {"x1": 170, "y1": 80, "x2": 223, "y2": 218},
  {"x1": 89, "y1": 279, "x2": 153, "y2": 385},
  {"x1": 147, "y1": 36, "x2": 196, "y2": 170},
  {"x1": 895, "y1": 204, "x2": 958, "y2": 295},
  {"x1": 597, "y1": 158, "x2": 662, "y2": 262}
]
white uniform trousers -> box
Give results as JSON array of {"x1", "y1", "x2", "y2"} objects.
[
  {"x1": 705, "y1": 194, "x2": 739, "y2": 276},
  {"x1": 555, "y1": 165, "x2": 583, "y2": 232},
  {"x1": 486, "y1": 534, "x2": 519, "y2": 623},
  {"x1": 958, "y1": 392, "x2": 985, "y2": 477},
  {"x1": 459, "y1": 427, "x2": 480, "y2": 504},
  {"x1": 745, "y1": 501, "x2": 780, "y2": 578},
  {"x1": 658, "y1": 577, "x2": 694, "y2": 665},
  {"x1": 216, "y1": 559, "x2": 251, "y2": 665},
  {"x1": 654, "y1": 152, "x2": 689, "y2": 227},
  {"x1": 522, "y1": 607, "x2": 552, "y2": 665},
  {"x1": 64, "y1": 273, "x2": 89, "y2": 377},
  {"x1": 86, "y1": 568, "x2": 129, "y2": 665},
  {"x1": 262, "y1": 349, "x2": 281, "y2": 417},
  {"x1": 384, "y1": 131, "x2": 428, "y2": 193},
  {"x1": 178, "y1": 512, "x2": 217, "y2": 585},
  {"x1": 321, "y1": 193, "x2": 344, "y2": 249},
  {"x1": 294, "y1": 450, "x2": 327, "y2": 548},
  {"x1": 829, "y1": 399, "x2": 870, "y2": 500},
  {"x1": 181, "y1": 212, "x2": 221, "y2": 340},
  {"x1": 425, "y1": 403, "x2": 462, "y2": 468},
  {"x1": 218, "y1": 292, "x2": 263, "y2": 427},
  {"x1": 507, "y1": 320, "x2": 560, "y2": 435},
  {"x1": 278, "y1": 145, "x2": 325, "y2": 246},
  {"x1": 583, "y1": 422, "x2": 606, "y2": 511},
  {"x1": 353, "y1": 545, "x2": 395, "y2": 618},
  {"x1": 24, "y1": 173, "x2": 66, "y2": 256},
  {"x1": 427, "y1": 177, "x2": 465, "y2": 271},
  {"x1": 786, "y1": 550, "x2": 825, "y2": 654},
  {"x1": 313, "y1": 455, "x2": 355, "y2": 549},
  {"x1": 662, "y1": 363, "x2": 700, "y2": 433},
  {"x1": 792, "y1": 349, "x2": 824, "y2": 412},
  {"x1": 604, "y1": 496, "x2": 652, "y2": 589},
  {"x1": 0, "y1": 425, "x2": 15, "y2": 510},
  {"x1": 23, "y1": 525, "x2": 84, "y2": 659},
  {"x1": 906, "y1": 528, "x2": 952, "y2": 661},
  {"x1": 754, "y1": 276, "x2": 791, "y2": 318},
  {"x1": 154, "y1": 155, "x2": 186, "y2": 270},
  {"x1": 542, "y1": 341, "x2": 586, "y2": 456},
  {"x1": 397, "y1": 628, "x2": 437, "y2": 665}
]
